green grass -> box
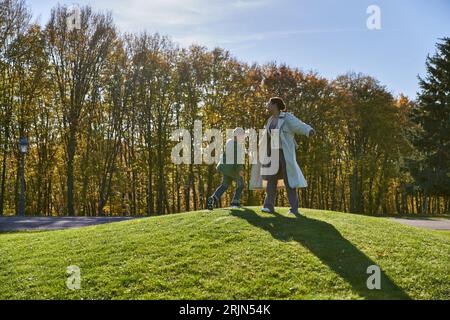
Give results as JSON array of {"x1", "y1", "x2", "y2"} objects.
[{"x1": 0, "y1": 207, "x2": 449, "y2": 300}]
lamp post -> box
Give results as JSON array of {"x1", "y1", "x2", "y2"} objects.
[{"x1": 19, "y1": 137, "x2": 28, "y2": 216}]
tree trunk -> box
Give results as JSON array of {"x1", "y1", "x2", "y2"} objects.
[
  {"x1": 66, "y1": 128, "x2": 77, "y2": 216},
  {"x1": 350, "y1": 163, "x2": 360, "y2": 213},
  {"x1": 0, "y1": 148, "x2": 7, "y2": 216}
]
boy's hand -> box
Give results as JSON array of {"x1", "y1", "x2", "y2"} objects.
[{"x1": 309, "y1": 129, "x2": 316, "y2": 138}]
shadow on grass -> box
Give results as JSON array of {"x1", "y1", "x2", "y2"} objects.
[{"x1": 230, "y1": 208, "x2": 410, "y2": 300}]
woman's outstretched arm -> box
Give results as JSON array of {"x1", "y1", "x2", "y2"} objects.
[{"x1": 286, "y1": 113, "x2": 315, "y2": 137}]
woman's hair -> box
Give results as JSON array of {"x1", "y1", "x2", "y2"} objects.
[{"x1": 270, "y1": 97, "x2": 286, "y2": 111}]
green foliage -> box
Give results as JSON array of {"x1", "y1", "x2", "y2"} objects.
[{"x1": 408, "y1": 38, "x2": 450, "y2": 197}]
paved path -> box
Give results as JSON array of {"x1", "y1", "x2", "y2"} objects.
[
  {"x1": 0, "y1": 216, "x2": 137, "y2": 232},
  {"x1": 2, "y1": 216, "x2": 448, "y2": 232},
  {"x1": 392, "y1": 218, "x2": 450, "y2": 230}
]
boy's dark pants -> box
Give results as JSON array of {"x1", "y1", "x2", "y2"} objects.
[{"x1": 212, "y1": 175, "x2": 244, "y2": 205}]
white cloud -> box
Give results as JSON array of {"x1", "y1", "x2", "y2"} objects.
[
  {"x1": 77, "y1": 0, "x2": 275, "y2": 48},
  {"x1": 32, "y1": 0, "x2": 360, "y2": 50},
  {"x1": 174, "y1": 28, "x2": 361, "y2": 48},
  {"x1": 77, "y1": 0, "x2": 270, "y2": 30},
  {"x1": 232, "y1": 0, "x2": 269, "y2": 9}
]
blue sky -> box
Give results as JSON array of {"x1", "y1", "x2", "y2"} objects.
[{"x1": 28, "y1": 0, "x2": 450, "y2": 99}]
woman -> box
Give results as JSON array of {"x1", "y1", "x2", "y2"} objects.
[{"x1": 250, "y1": 97, "x2": 315, "y2": 215}]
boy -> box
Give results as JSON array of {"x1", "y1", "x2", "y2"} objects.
[{"x1": 207, "y1": 128, "x2": 246, "y2": 210}]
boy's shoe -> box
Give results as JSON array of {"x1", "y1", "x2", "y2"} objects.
[
  {"x1": 207, "y1": 196, "x2": 217, "y2": 211},
  {"x1": 261, "y1": 207, "x2": 275, "y2": 214}
]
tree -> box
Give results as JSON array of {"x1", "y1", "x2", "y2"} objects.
[
  {"x1": 45, "y1": 5, "x2": 116, "y2": 215},
  {"x1": 333, "y1": 73, "x2": 403, "y2": 214},
  {"x1": 408, "y1": 38, "x2": 450, "y2": 213},
  {"x1": 0, "y1": 0, "x2": 31, "y2": 215}
]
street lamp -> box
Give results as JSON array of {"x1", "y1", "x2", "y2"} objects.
[{"x1": 19, "y1": 137, "x2": 28, "y2": 216}]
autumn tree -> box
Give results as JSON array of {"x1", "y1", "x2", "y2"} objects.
[{"x1": 45, "y1": 5, "x2": 116, "y2": 216}]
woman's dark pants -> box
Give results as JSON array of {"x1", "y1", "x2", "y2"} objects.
[{"x1": 263, "y1": 150, "x2": 299, "y2": 213}]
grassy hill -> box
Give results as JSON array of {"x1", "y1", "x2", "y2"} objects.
[{"x1": 0, "y1": 207, "x2": 448, "y2": 300}]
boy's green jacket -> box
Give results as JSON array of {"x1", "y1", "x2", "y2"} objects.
[{"x1": 217, "y1": 139, "x2": 244, "y2": 180}]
